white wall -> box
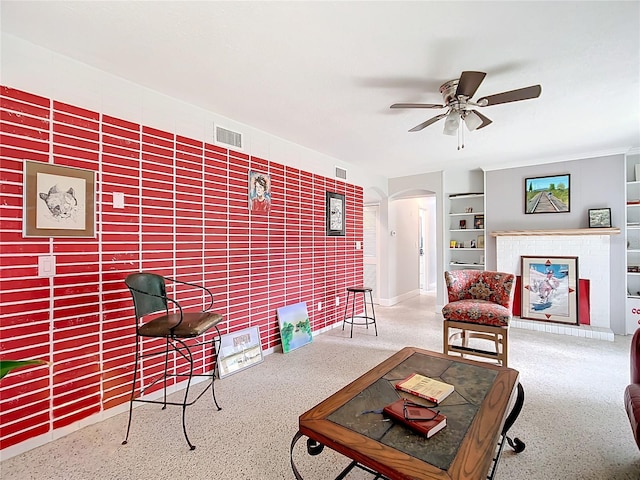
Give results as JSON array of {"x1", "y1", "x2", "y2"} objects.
[
  {"x1": 386, "y1": 198, "x2": 420, "y2": 302},
  {"x1": 1, "y1": 33, "x2": 388, "y2": 197},
  {"x1": 419, "y1": 196, "x2": 437, "y2": 292}
]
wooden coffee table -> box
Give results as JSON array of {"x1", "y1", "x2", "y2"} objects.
[{"x1": 290, "y1": 347, "x2": 524, "y2": 480}]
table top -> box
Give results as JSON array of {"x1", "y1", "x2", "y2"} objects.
[{"x1": 298, "y1": 347, "x2": 520, "y2": 480}]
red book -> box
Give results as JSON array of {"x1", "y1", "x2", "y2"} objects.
[{"x1": 382, "y1": 398, "x2": 447, "y2": 438}]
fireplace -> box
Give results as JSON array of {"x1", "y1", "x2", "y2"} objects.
[{"x1": 493, "y1": 228, "x2": 619, "y2": 341}]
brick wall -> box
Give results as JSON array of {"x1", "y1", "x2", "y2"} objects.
[
  {"x1": 496, "y1": 233, "x2": 612, "y2": 338},
  {"x1": 0, "y1": 86, "x2": 363, "y2": 452}
]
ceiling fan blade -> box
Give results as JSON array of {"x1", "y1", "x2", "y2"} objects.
[
  {"x1": 455, "y1": 71, "x2": 486, "y2": 98},
  {"x1": 408, "y1": 113, "x2": 447, "y2": 132},
  {"x1": 477, "y1": 85, "x2": 542, "y2": 106},
  {"x1": 390, "y1": 103, "x2": 445, "y2": 109},
  {"x1": 471, "y1": 110, "x2": 493, "y2": 130}
]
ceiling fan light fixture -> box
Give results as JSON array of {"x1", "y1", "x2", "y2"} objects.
[
  {"x1": 443, "y1": 111, "x2": 460, "y2": 136},
  {"x1": 463, "y1": 111, "x2": 483, "y2": 131}
]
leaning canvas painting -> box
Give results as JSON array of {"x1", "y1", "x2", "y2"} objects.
[{"x1": 276, "y1": 302, "x2": 312, "y2": 353}]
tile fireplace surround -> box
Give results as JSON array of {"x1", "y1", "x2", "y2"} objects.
[{"x1": 493, "y1": 228, "x2": 620, "y2": 341}]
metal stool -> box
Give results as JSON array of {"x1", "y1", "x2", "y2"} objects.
[{"x1": 342, "y1": 286, "x2": 377, "y2": 338}]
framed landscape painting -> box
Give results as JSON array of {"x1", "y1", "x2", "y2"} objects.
[
  {"x1": 521, "y1": 255, "x2": 579, "y2": 325},
  {"x1": 524, "y1": 174, "x2": 570, "y2": 214},
  {"x1": 276, "y1": 302, "x2": 312, "y2": 353}
]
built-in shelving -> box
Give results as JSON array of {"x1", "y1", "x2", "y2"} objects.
[
  {"x1": 447, "y1": 193, "x2": 485, "y2": 271},
  {"x1": 626, "y1": 152, "x2": 640, "y2": 333}
]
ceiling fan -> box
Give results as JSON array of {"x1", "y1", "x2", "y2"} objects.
[{"x1": 390, "y1": 71, "x2": 541, "y2": 142}]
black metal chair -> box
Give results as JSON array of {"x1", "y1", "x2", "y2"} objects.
[{"x1": 122, "y1": 272, "x2": 224, "y2": 450}]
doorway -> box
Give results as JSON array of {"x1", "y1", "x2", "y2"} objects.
[
  {"x1": 419, "y1": 197, "x2": 436, "y2": 293},
  {"x1": 363, "y1": 205, "x2": 379, "y2": 303}
]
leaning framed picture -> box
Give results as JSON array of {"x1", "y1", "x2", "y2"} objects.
[
  {"x1": 217, "y1": 326, "x2": 264, "y2": 378},
  {"x1": 524, "y1": 174, "x2": 570, "y2": 214},
  {"x1": 326, "y1": 191, "x2": 346, "y2": 236},
  {"x1": 23, "y1": 161, "x2": 96, "y2": 237},
  {"x1": 276, "y1": 302, "x2": 312, "y2": 353},
  {"x1": 588, "y1": 208, "x2": 611, "y2": 228},
  {"x1": 521, "y1": 255, "x2": 579, "y2": 325}
]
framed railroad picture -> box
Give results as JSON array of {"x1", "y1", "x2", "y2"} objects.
[{"x1": 524, "y1": 174, "x2": 570, "y2": 214}]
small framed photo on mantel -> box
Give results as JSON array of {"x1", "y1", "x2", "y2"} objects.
[{"x1": 588, "y1": 208, "x2": 611, "y2": 228}]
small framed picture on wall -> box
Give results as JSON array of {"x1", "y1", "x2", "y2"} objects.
[
  {"x1": 23, "y1": 161, "x2": 96, "y2": 238},
  {"x1": 326, "y1": 191, "x2": 345, "y2": 236},
  {"x1": 248, "y1": 171, "x2": 271, "y2": 213}
]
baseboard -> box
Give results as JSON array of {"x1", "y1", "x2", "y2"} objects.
[
  {"x1": 511, "y1": 317, "x2": 614, "y2": 341},
  {"x1": 0, "y1": 373, "x2": 215, "y2": 461},
  {"x1": 378, "y1": 289, "x2": 421, "y2": 307}
]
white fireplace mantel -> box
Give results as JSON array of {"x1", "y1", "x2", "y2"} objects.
[{"x1": 491, "y1": 228, "x2": 620, "y2": 237}]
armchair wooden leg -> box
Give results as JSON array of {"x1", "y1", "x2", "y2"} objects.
[
  {"x1": 501, "y1": 329, "x2": 509, "y2": 367},
  {"x1": 443, "y1": 320, "x2": 450, "y2": 356}
]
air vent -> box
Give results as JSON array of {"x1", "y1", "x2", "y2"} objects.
[
  {"x1": 215, "y1": 125, "x2": 243, "y2": 149},
  {"x1": 335, "y1": 166, "x2": 347, "y2": 180}
]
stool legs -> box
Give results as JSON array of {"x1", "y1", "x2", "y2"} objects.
[
  {"x1": 367, "y1": 290, "x2": 378, "y2": 336},
  {"x1": 342, "y1": 289, "x2": 377, "y2": 338},
  {"x1": 342, "y1": 290, "x2": 353, "y2": 336}
]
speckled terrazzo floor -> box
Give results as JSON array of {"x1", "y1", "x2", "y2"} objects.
[{"x1": 1, "y1": 293, "x2": 639, "y2": 479}]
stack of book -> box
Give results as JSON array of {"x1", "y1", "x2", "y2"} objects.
[{"x1": 382, "y1": 373, "x2": 454, "y2": 438}]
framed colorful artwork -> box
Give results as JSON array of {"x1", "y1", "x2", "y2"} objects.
[
  {"x1": 276, "y1": 302, "x2": 312, "y2": 353},
  {"x1": 326, "y1": 191, "x2": 345, "y2": 236},
  {"x1": 521, "y1": 255, "x2": 579, "y2": 325},
  {"x1": 248, "y1": 171, "x2": 271, "y2": 213},
  {"x1": 23, "y1": 161, "x2": 96, "y2": 237},
  {"x1": 524, "y1": 174, "x2": 570, "y2": 214},
  {"x1": 217, "y1": 326, "x2": 264, "y2": 378}
]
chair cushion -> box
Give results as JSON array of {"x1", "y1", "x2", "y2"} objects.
[
  {"x1": 442, "y1": 299, "x2": 511, "y2": 326},
  {"x1": 139, "y1": 312, "x2": 223, "y2": 338},
  {"x1": 624, "y1": 383, "x2": 640, "y2": 450},
  {"x1": 445, "y1": 270, "x2": 515, "y2": 309}
]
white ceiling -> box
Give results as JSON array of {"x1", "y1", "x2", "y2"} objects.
[{"x1": 2, "y1": 1, "x2": 639, "y2": 178}]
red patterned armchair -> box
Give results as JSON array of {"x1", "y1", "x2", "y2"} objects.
[
  {"x1": 625, "y1": 328, "x2": 640, "y2": 450},
  {"x1": 442, "y1": 270, "x2": 516, "y2": 366}
]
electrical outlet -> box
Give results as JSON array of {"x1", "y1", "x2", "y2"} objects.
[
  {"x1": 335, "y1": 296, "x2": 340, "y2": 306},
  {"x1": 317, "y1": 302, "x2": 322, "y2": 311}
]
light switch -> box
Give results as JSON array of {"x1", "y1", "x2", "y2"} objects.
[
  {"x1": 113, "y1": 192, "x2": 125, "y2": 209},
  {"x1": 38, "y1": 256, "x2": 56, "y2": 277},
  {"x1": 355, "y1": 241, "x2": 362, "y2": 250}
]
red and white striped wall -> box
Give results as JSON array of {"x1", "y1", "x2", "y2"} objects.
[{"x1": 0, "y1": 86, "x2": 363, "y2": 456}]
